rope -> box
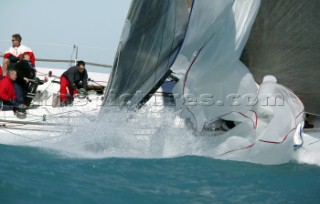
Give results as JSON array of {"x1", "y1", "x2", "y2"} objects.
[
  {"x1": 309, "y1": 140, "x2": 320, "y2": 145},
  {"x1": 0, "y1": 54, "x2": 112, "y2": 68},
  {"x1": 0, "y1": 128, "x2": 34, "y2": 140},
  {"x1": 69, "y1": 46, "x2": 76, "y2": 67},
  {"x1": 0, "y1": 124, "x2": 71, "y2": 145}
]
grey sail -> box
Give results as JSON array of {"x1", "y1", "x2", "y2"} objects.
[
  {"x1": 242, "y1": 0, "x2": 320, "y2": 115},
  {"x1": 104, "y1": 0, "x2": 190, "y2": 107}
]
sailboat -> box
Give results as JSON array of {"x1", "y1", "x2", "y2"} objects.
[
  {"x1": 1, "y1": 0, "x2": 319, "y2": 165},
  {"x1": 103, "y1": 0, "x2": 320, "y2": 165}
]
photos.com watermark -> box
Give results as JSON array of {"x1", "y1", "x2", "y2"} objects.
[{"x1": 104, "y1": 91, "x2": 286, "y2": 107}]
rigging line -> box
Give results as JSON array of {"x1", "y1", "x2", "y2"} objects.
[
  {"x1": 23, "y1": 41, "x2": 116, "y2": 52},
  {"x1": 34, "y1": 108, "x2": 87, "y2": 120},
  {"x1": 22, "y1": 41, "x2": 73, "y2": 48},
  {"x1": 26, "y1": 111, "x2": 84, "y2": 119},
  {"x1": 69, "y1": 45, "x2": 76, "y2": 67},
  {"x1": 3, "y1": 104, "x2": 85, "y2": 125},
  {"x1": 0, "y1": 120, "x2": 55, "y2": 129},
  {"x1": 0, "y1": 55, "x2": 113, "y2": 68},
  {"x1": 91, "y1": 80, "x2": 108, "y2": 83},
  {"x1": 5, "y1": 126, "x2": 70, "y2": 133},
  {"x1": 35, "y1": 70, "x2": 60, "y2": 78},
  {"x1": 1, "y1": 123, "x2": 26, "y2": 128},
  {"x1": 34, "y1": 111, "x2": 62, "y2": 125},
  {"x1": 2, "y1": 127, "x2": 72, "y2": 145},
  {"x1": 25, "y1": 112, "x2": 69, "y2": 124},
  {"x1": 308, "y1": 139, "x2": 320, "y2": 146},
  {"x1": 1, "y1": 117, "x2": 47, "y2": 124},
  {"x1": 0, "y1": 119, "x2": 61, "y2": 126},
  {"x1": 36, "y1": 58, "x2": 113, "y2": 68},
  {"x1": 0, "y1": 128, "x2": 34, "y2": 140},
  {"x1": 88, "y1": 79, "x2": 106, "y2": 88}
]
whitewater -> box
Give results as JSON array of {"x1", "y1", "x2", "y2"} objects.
[{"x1": 5, "y1": 105, "x2": 319, "y2": 167}]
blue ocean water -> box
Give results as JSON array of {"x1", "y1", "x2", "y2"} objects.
[{"x1": 0, "y1": 144, "x2": 319, "y2": 204}]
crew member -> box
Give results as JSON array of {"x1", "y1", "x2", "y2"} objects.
[
  {"x1": 0, "y1": 69, "x2": 18, "y2": 110},
  {"x1": 2, "y1": 34, "x2": 36, "y2": 76},
  {"x1": 60, "y1": 60, "x2": 88, "y2": 106},
  {"x1": 14, "y1": 53, "x2": 36, "y2": 104}
]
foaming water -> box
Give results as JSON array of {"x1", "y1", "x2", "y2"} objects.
[
  {"x1": 293, "y1": 133, "x2": 320, "y2": 166},
  {"x1": 16, "y1": 106, "x2": 320, "y2": 167},
  {"x1": 38, "y1": 106, "x2": 205, "y2": 159}
]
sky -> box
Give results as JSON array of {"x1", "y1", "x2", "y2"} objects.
[{"x1": 0, "y1": 0, "x2": 131, "y2": 73}]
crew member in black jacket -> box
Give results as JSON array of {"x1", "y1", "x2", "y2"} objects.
[
  {"x1": 14, "y1": 53, "x2": 36, "y2": 105},
  {"x1": 60, "y1": 60, "x2": 88, "y2": 106}
]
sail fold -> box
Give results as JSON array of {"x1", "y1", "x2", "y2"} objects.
[{"x1": 171, "y1": 0, "x2": 261, "y2": 131}]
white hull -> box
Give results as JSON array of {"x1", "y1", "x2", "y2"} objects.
[{"x1": 0, "y1": 67, "x2": 108, "y2": 144}]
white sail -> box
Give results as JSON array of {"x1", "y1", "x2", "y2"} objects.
[
  {"x1": 168, "y1": 0, "x2": 307, "y2": 164},
  {"x1": 171, "y1": 0, "x2": 261, "y2": 131}
]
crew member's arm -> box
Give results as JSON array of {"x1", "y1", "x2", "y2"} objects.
[
  {"x1": 82, "y1": 71, "x2": 88, "y2": 91},
  {"x1": 67, "y1": 67, "x2": 77, "y2": 90},
  {"x1": 3, "y1": 52, "x2": 19, "y2": 63},
  {"x1": 0, "y1": 85, "x2": 11, "y2": 101}
]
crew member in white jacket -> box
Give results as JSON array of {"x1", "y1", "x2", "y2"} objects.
[{"x1": 1, "y1": 33, "x2": 35, "y2": 76}]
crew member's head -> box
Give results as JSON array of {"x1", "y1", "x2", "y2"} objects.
[
  {"x1": 8, "y1": 69, "x2": 17, "y2": 81},
  {"x1": 76, "y1": 60, "x2": 86, "y2": 73},
  {"x1": 11, "y1": 34, "x2": 22, "y2": 48},
  {"x1": 21, "y1": 53, "x2": 31, "y2": 61}
]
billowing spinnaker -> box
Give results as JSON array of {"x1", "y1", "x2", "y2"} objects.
[{"x1": 171, "y1": 0, "x2": 261, "y2": 131}]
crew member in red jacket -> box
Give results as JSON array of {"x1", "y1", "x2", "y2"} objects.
[
  {"x1": 1, "y1": 34, "x2": 35, "y2": 76},
  {"x1": 0, "y1": 69, "x2": 18, "y2": 110}
]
